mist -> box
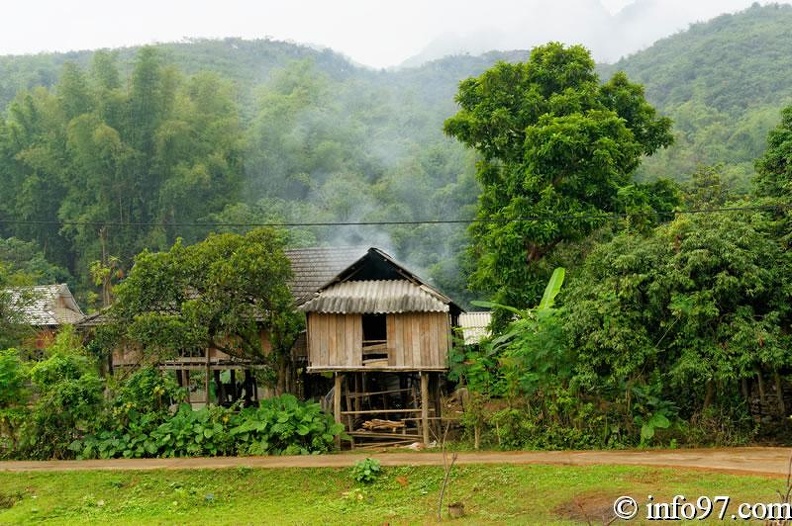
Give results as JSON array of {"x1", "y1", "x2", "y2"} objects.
[
  {"x1": 401, "y1": 0, "x2": 783, "y2": 67},
  {"x1": 2, "y1": 0, "x2": 785, "y2": 69}
]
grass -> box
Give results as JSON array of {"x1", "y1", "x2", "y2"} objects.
[{"x1": 0, "y1": 463, "x2": 787, "y2": 525}]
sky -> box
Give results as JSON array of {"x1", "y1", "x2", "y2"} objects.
[{"x1": 1, "y1": 1, "x2": 787, "y2": 68}]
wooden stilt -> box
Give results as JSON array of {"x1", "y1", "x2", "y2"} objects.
[
  {"x1": 421, "y1": 371, "x2": 430, "y2": 445},
  {"x1": 334, "y1": 373, "x2": 344, "y2": 448},
  {"x1": 205, "y1": 348, "x2": 210, "y2": 406}
]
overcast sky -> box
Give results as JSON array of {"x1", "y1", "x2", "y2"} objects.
[{"x1": 1, "y1": 1, "x2": 786, "y2": 68}]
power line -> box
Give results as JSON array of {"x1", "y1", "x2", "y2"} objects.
[{"x1": 0, "y1": 203, "x2": 788, "y2": 229}]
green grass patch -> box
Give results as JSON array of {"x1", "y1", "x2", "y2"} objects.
[{"x1": 0, "y1": 464, "x2": 786, "y2": 524}]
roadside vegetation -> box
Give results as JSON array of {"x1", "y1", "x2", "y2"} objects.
[
  {"x1": 443, "y1": 43, "x2": 792, "y2": 451},
  {"x1": 0, "y1": 327, "x2": 342, "y2": 461}
]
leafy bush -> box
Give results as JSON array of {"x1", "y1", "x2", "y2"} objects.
[
  {"x1": 72, "y1": 393, "x2": 344, "y2": 459},
  {"x1": 151, "y1": 404, "x2": 235, "y2": 457},
  {"x1": 0, "y1": 349, "x2": 27, "y2": 408},
  {"x1": 351, "y1": 458, "x2": 382, "y2": 484},
  {"x1": 0, "y1": 349, "x2": 29, "y2": 458},
  {"x1": 231, "y1": 394, "x2": 344, "y2": 456},
  {"x1": 72, "y1": 411, "x2": 163, "y2": 459},
  {"x1": 19, "y1": 352, "x2": 104, "y2": 459},
  {"x1": 105, "y1": 366, "x2": 186, "y2": 427}
]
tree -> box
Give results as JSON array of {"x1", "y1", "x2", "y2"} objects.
[
  {"x1": 562, "y1": 207, "x2": 792, "y2": 416},
  {"x1": 0, "y1": 237, "x2": 71, "y2": 284},
  {"x1": 108, "y1": 228, "x2": 302, "y2": 384},
  {"x1": 444, "y1": 42, "x2": 673, "y2": 310},
  {"x1": 754, "y1": 104, "x2": 792, "y2": 248},
  {"x1": 0, "y1": 263, "x2": 35, "y2": 350}
]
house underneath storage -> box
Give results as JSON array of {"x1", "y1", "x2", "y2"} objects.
[{"x1": 294, "y1": 247, "x2": 462, "y2": 447}]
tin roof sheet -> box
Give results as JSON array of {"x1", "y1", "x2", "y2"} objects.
[
  {"x1": 458, "y1": 311, "x2": 492, "y2": 345},
  {"x1": 9, "y1": 284, "x2": 85, "y2": 326},
  {"x1": 300, "y1": 279, "x2": 450, "y2": 314}
]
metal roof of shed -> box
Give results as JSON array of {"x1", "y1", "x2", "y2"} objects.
[
  {"x1": 9, "y1": 284, "x2": 84, "y2": 326},
  {"x1": 458, "y1": 311, "x2": 492, "y2": 344},
  {"x1": 299, "y1": 279, "x2": 450, "y2": 314}
]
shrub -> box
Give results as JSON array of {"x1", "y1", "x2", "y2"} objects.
[
  {"x1": 73, "y1": 393, "x2": 345, "y2": 459},
  {"x1": 351, "y1": 458, "x2": 382, "y2": 484},
  {"x1": 231, "y1": 394, "x2": 344, "y2": 455},
  {"x1": 150, "y1": 404, "x2": 235, "y2": 457},
  {"x1": 0, "y1": 349, "x2": 29, "y2": 458},
  {"x1": 20, "y1": 353, "x2": 104, "y2": 459}
]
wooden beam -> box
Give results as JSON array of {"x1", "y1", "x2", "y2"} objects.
[
  {"x1": 340, "y1": 408, "x2": 430, "y2": 415},
  {"x1": 334, "y1": 373, "x2": 343, "y2": 448},
  {"x1": 307, "y1": 366, "x2": 449, "y2": 372},
  {"x1": 421, "y1": 371, "x2": 430, "y2": 445}
]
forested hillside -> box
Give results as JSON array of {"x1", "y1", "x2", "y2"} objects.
[
  {"x1": 609, "y1": 2, "x2": 792, "y2": 186},
  {"x1": 0, "y1": 3, "x2": 790, "y2": 309}
]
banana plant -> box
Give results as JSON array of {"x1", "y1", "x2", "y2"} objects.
[{"x1": 466, "y1": 268, "x2": 568, "y2": 400}]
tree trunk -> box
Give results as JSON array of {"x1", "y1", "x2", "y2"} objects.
[{"x1": 702, "y1": 380, "x2": 715, "y2": 410}]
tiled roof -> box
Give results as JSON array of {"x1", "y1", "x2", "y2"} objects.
[
  {"x1": 299, "y1": 280, "x2": 450, "y2": 314},
  {"x1": 9, "y1": 284, "x2": 85, "y2": 326},
  {"x1": 284, "y1": 246, "x2": 369, "y2": 305}
]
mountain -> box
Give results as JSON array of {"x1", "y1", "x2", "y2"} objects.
[
  {"x1": 608, "y1": 2, "x2": 792, "y2": 184},
  {"x1": 1, "y1": 3, "x2": 792, "y2": 304},
  {"x1": 401, "y1": 0, "x2": 611, "y2": 68},
  {"x1": 400, "y1": 0, "x2": 781, "y2": 68}
]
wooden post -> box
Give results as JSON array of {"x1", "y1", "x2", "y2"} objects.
[
  {"x1": 421, "y1": 371, "x2": 430, "y2": 445},
  {"x1": 205, "y1": 347, "x2": 210, "y2": 406},
  {"x1": 334, "y1": 373, "x2": 344, "y2": 448},
  {"x1": 774, "y1": 371, "x2": 786, "y2": 416}
]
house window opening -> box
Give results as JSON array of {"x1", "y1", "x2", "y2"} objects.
[{"x1": 362, "y1": 313, "x2": 388, "y2": 365}]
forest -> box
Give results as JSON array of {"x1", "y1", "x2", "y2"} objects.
[
  {"x1": 0, "y1": 2, "x2": 791, "y2": 457},
  {"x1": 0, "y1": 4, "x2": 789, "y2": 307}
]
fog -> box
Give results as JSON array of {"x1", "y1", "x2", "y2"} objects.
[{"x1": 1, "y1": 1, "x2": 787, "y2": 68}]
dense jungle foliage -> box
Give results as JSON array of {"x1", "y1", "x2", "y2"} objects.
[
  {"x1": 0, "y1": 328, "x2": 343, "y2": 460},
  {"x1": 0, "y1": 3, "x2": 791, "y2": 456}
]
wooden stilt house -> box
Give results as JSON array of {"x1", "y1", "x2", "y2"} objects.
[{"x1": 290, "y1": 247, "x2": 462, "y2": 447}]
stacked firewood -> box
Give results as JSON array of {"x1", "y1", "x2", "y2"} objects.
[{"x1": 361, "y1": 419, "x2": 405, "y2": 431}]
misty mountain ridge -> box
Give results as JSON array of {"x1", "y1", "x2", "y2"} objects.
[{"x1": 399, "y1": 0, "x2": 779, "y2": 68}]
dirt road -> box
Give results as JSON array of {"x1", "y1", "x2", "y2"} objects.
[{"x1": 0, "y1": 447, "x2": 790, "y2": 477}]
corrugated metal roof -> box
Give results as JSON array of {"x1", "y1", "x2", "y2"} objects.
[
  {"x1": 300, "y1": 280, "x2": 450, "y2": 314},
  {"x1": 284, "y1": 247, "x2": 369, "y2": 305},
  {"x1": 458, "y1": 311, "x2": 492, "y2": 345},
  {"x1": 9, "y1": 284, "x2": 85, "y2": 326}
]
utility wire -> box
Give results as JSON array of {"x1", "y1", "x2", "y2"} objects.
[{"x1": 0, "y1": 203, "x2": 788, "y2": 229}]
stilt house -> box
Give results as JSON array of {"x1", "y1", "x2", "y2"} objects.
[
  {"x1": 79, "y1": 246, "x2": 463, "y2": 443},
  {"x1": 288, "y1": 247, "x2": 462, "y2": 446}
]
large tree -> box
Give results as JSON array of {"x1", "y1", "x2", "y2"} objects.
[
  {"x1": 108, "y1": 228, "x2": 302, "y2": 375},
  {"x1": 444, "y1": 42, "x2": 674, "y2": 309}
]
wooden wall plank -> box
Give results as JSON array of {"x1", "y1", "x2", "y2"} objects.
[
  {"x1": 421, "y1": 314, "x2": 430, "y2": 367},
  {"x1": 387, "y1": 314, "x2": 398, "y2": 366},
  {"x1": 310, "y1": 311, "x2": 451, "y2": 371}
]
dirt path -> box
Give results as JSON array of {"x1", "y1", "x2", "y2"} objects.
[{"x1": 0, "y1": 447, "x2": 790, "y2": 477}]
